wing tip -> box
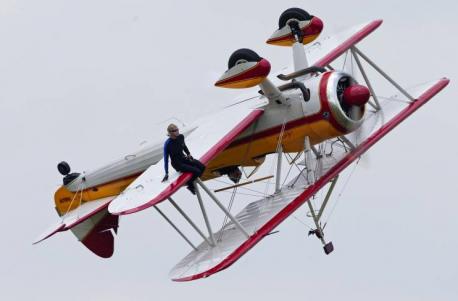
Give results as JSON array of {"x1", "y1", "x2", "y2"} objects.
[
  {"x1": 441, "y1": 77, "x2": 451, "y2": 86},
  {"x1": 373, "y1": 19, "x2": 383, "y2": 27},
  {"x1": 32, "y1": 223, "x2": 66, "y2": 245}
]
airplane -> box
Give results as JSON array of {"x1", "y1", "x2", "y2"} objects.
[{"x1": 34, "y1": 7, "x2": 449, "y2": 281}]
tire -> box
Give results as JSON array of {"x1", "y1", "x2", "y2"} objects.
[
  {"x1": 57, "y1": 161, "x2": 71, "y2": 175},
  {"x1": 278, "y1": 8, "x2": 311, "y2": 29},
  {"x1": 228, "y1": 48, "x2": 261, "y2": 69}
]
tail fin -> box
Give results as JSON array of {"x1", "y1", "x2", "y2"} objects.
[{"x1": 71, "y1": 210, "x2": 118, "y2": 258}]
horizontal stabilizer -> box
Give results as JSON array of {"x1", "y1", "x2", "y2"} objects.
[
  {"x1": 33, "y1": 223, "x2": 66, "y2": 245},
  {"x1": 33, "y1": 197, "x2": 113, "y2": 244}
]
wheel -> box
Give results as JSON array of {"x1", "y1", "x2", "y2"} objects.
[
  {"x1": 228, "y1": 48, "x2": 261, "y2": 69},
  {"x1": 57, "y1": 161, "x2": 71, "y2": 175},
  {"x1": 278, "y1": 8, "x2": 311, "y2": 29}
]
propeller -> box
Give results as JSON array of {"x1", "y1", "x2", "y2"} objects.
[
  {"x1": 339, "y1": 51, "x2": 383, "y2": 167},
  {"x1": 336, "y1": 76, "x2": 369, "y2": 121},
  {"x1": 340, "y1": 51, "x2": 365, "y2": 121}
]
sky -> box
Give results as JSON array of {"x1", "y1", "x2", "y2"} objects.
[{"x1": 0, "y1": 0, "x2": 457, "y2": 300}]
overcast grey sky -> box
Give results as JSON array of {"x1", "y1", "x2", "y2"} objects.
[{"x1": 0, "y1": 0, "x2": 457, "y2": 300}]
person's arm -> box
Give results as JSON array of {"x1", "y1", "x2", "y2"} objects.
[
  {"x1": 162, "y1": 140, "x2": 170, "y2": 182},
  {"x1": 181, "y1": 135, "x2": 191, "y2": 156}
]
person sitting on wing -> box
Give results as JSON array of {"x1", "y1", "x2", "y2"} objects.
[{"x1": 161, "y1": 123, "x2": 205, "y2": 195}]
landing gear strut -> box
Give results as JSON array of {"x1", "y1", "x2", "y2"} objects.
[{"x1": 303, "y1": 136, "x2": 336, "y2": 255}]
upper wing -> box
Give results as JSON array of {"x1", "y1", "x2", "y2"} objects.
[
  {"x1": 108, "y1": 99, "x2": 266, "y2": 216},
  {"x1": 169, "y1": 78, "x2": 449, "y2": 281}
]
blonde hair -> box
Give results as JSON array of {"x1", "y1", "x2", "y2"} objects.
[{"x1": 167, "y1": 123, "x2": 178, "y2": 135}]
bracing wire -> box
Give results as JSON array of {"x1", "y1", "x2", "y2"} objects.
[
  {"x1": 342, "y1": 50, "x2": 349, "y2": 70},
  {"x1": 218, "y1": 187, "x2": 238, "y2": 242},
  {"x1": 218, "y1": 190, "x2": 264, "y2": 198},
  {"x1": 281, "y1": 157, "x2": 296, "y2": 187},
  {"x1": 212, "y1": 178, "x2": 272, "y2": 196},
  {"x1": 62, "y1": 182, "x2": 83, "y2": 220},
  {"x1": 292, "y1": 214, "x2": 313, "y2": 230},
  {"x1": 76, "y1": 181, "x2": 85, "y2": 219},
  {"x1": 280, "y1": 150, "x2": 307, "y2": 188},
  {"x1": 263, "y1": 109, "x2": 289, "y2": 196},
  {"x1": 324, "y1": 157, "x2": 361, "y2": 225}
]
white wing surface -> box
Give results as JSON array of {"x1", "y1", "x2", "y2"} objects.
[{"x1": 108, "y1": 99, "x2": 267, "y2": 216}]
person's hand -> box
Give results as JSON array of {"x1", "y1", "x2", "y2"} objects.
[{"x1": 161, "y1": 174, "x2": 169, "y2": 182}]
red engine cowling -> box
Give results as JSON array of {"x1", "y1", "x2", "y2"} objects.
[
  {"x1": 322, "y1": 71, "x2": 369, "y2": 133},
  {"x1": 302, "y1": 71, "x2": 370, "y2": 134}
]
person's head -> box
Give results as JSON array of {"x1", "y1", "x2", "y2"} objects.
[{"x1": 167, "y1": 123, "x2": 179, "y2": 138}]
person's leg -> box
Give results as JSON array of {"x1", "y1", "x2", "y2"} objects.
[
  {"x1": 173, "y1": 162, "x2": 199, "y2": 195},
  {"x1": 188, "y1": 159, "x2": 206, "y2": 176},
  {"x1": 196, "y1": 160, "x2": 206, "y2": 175},
  {"x1": 174, "y1": 161, "x2": 201, "y2": 184}
]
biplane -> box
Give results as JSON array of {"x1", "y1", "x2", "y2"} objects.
[{"x1": 34, "y1": 8, "x2": 449, "y2": 281}]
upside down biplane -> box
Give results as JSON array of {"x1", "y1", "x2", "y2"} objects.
[{"x1": 34, "y1": 8, "x2": 449, "y2": 281}]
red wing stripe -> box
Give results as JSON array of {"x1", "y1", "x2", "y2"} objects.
[
  {"x1": 173, "y1": 78, "x2": 449, "y2": 281},
  {"x1": 314, "y1": 20, "x2": 383, "y2": 68},
  {"x1": 200, "y1": 109, "x2": 264, "y2": 163}
]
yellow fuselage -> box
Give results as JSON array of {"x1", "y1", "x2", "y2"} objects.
[{"x1": 54, "y1": 117, "x2": 343, "y2": 215}]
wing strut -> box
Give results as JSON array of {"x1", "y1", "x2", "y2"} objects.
[
  {"x1": 287, "y1": 136, "x2": 339, "y2": 254},
  {"x1": 305, "y1": 175, "x2": 339, "y2": 255},
  {"x1": 194, "y1": 184, "x2": 217, "y2": 246},
  {"x1": 196, "y1": 179, "x2": 250, "y2": 239},
  {"x1": 351, "y1": 46, "x2": 415, "y2": 101},
  {"x1": 168, "y1": 197, "x2": 213, "y2": 246},
  {"x1": 143, "y1": 176, "x2": 254, "y2": 252},
  {"x1": 154, "y1": 206, "x2": 198, "y2": 251},
  {"x1": 350, "y1": 47, "x2": 381, "y2": 110},
  {"x1": 317, "y1": 175, "x2": 339, "y2": 220}
]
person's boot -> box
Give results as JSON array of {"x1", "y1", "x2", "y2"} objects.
[{"x1": 187, "y1": 183, "x2": 196, "y2": 195}]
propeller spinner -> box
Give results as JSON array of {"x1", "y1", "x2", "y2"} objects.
[{"x1": 342, "y1": 84, "x2": 370, "y2": 107}]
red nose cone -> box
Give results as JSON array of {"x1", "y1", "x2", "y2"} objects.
[{"x1": 343, "y1": 84, "x2": 370, "y2": 106}]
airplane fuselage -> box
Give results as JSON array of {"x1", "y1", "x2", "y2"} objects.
[{"x1": 54, "y1": 71, "x2": 364, "y2": 214}]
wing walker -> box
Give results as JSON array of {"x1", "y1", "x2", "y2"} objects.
[{"x1": 34, "y1": 8, "x2": 449, "y2": 281}]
